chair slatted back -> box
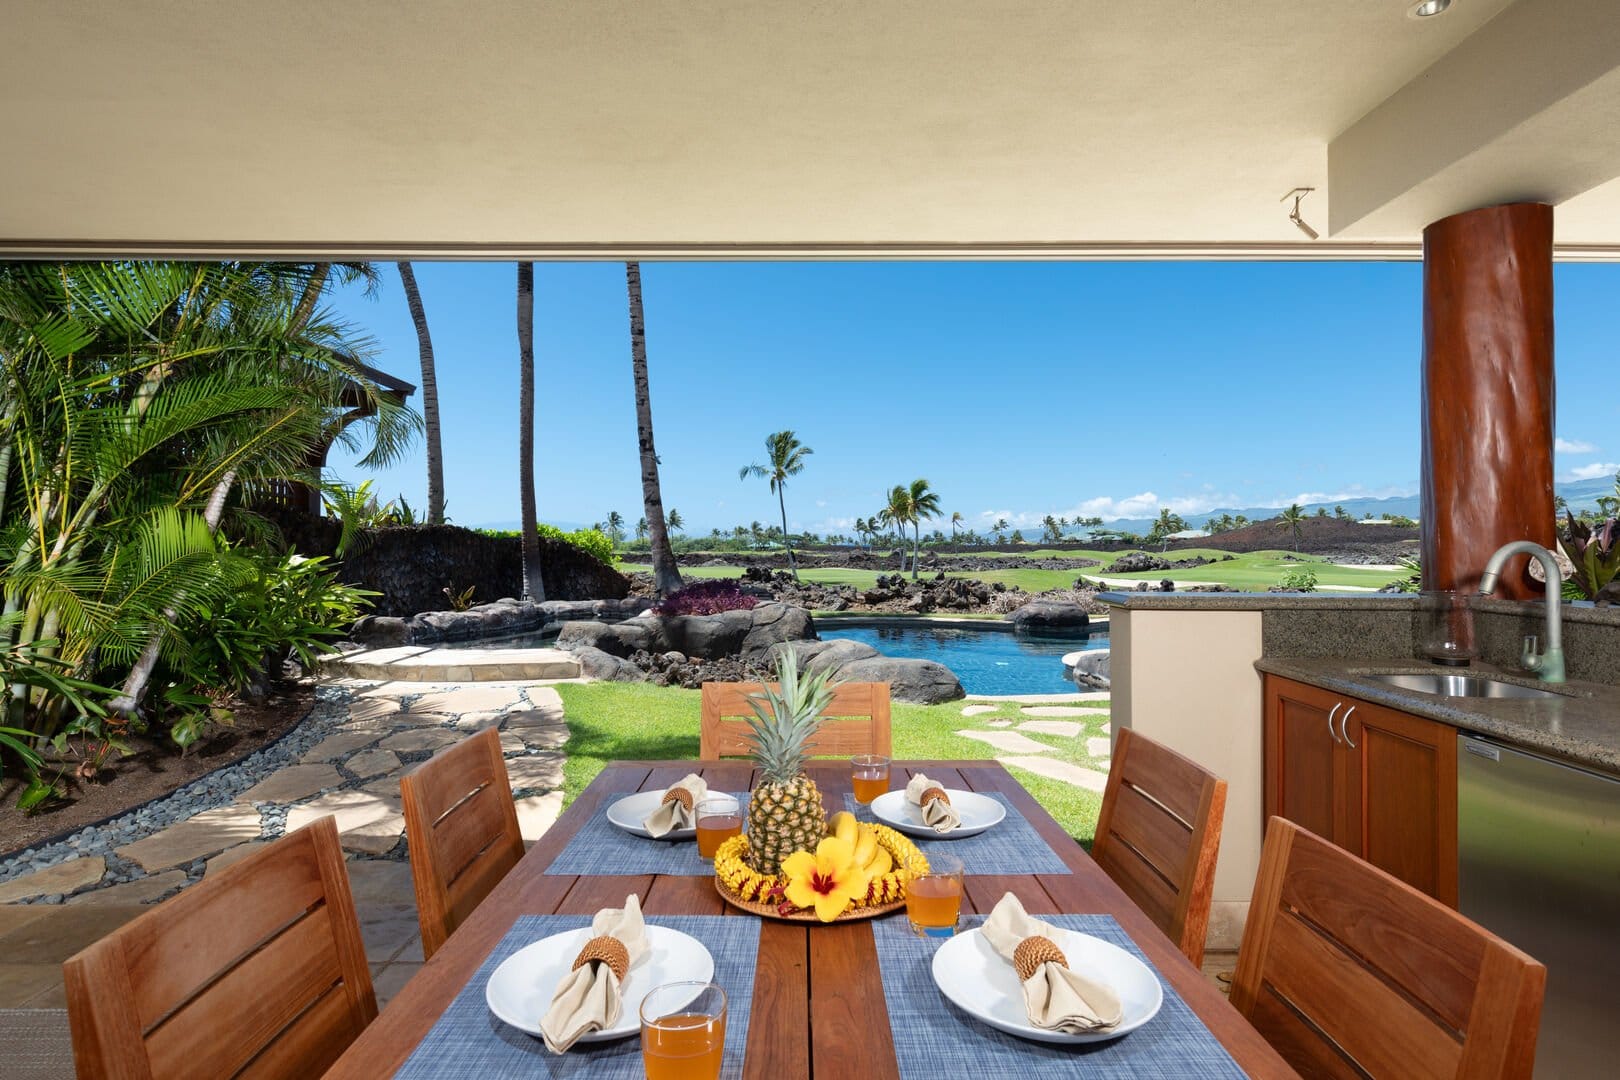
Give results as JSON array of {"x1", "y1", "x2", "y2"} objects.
[
  {"x1": 1091, "y1": 727, "x2": 1227, "y2": 966},
  {"x1": 63, "y1": 816, "x2": 376, "y2": 1080},
  {"x1": 699, "y1": 681, "x2": 891, "y2": 759},
  {"x1": 1232, "y1": 817, "x2": 1546, "y2": 1079},
  {"x1": 400, "y1": 726, "x2": 524, "y2": 959}
]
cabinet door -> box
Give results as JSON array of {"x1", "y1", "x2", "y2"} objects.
[
  {"x1": 1263, "y1": 676, "x2": 1342, "y2": 843},
  {"x1": 1342, "y1": 701, "x2": 1458, "y2": 905}
]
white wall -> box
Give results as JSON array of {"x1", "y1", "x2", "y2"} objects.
[{"x1": 1110, "y1": 607, "x2": 1265, "y2": 951}]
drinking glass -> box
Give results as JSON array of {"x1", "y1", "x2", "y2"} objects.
[
  {"x1": 851, "y1": 754, "x2": 891, "y2": 804},
  {"x1": 640, "y1": 981, "x2": 727, "y2": 1080},
  {"x1": 1419, "y1": 589, "x2": 1477, "y2": 666},
  {"x1": 905, "y1": 853, "x2": 964, "y2": 937},
  {"x1": 694, "y1": 795, "x2": 742, "y2": 860}
]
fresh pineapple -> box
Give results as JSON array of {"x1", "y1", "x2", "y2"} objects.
[{"x1": 742, "y1": 648, "x2": 837, "y2": 875}]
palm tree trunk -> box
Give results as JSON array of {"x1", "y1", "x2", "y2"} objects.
[
  {"x1": 912, "y1": 522, "x2": 921, "y2": 580},
  {"x1": 626, "y1": 263, "x2": 683, "y2": 596},
  {"x1": 398, "y1": 262, "x2": 444, "y2": 524},
  {"x1": 776, "y1": 485, "x2": 798, "y2": 580},
  {"x1": 289, "y1": 264, "x2": 330, "y2": 334},
  {"x1": 517, "y1": 263, "x2": 545, "y2": 601}
]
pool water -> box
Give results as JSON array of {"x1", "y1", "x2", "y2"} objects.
[{"x1": 826, "y1": 621, "x2": 1108, "y2": 696}]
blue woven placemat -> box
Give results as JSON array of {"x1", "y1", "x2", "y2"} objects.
[
  {"x1": 394, "y1": 914, "x2": 760, "y2": 1079},
  {"x1": 871, "y1": 915, "x2": 1247, "y2": 1078},
  {"x1": 545, "y1": 794, "x2": 750, "y2": 876},
  {"x1": 847, "y1": 792, "x2": 1073, "y2": 875}
]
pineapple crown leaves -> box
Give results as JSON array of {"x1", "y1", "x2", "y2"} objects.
[{"x1": 743, "y1": 647, "x2": 839, "y2": 782}]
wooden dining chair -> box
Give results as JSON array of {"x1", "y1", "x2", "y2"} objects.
[
  {"x1": 400, "y1": 726, "x2": 524, "y2": 959},
  {"x1": 1233, "y1": 817, "x2": 1546, "y2": 1080},
  {"x1": 699, "y1": 680, "x2": 891, "y2": 758},
  {"x1": 62, "y1": 815, "x2": 376, "y2": 1080},
  {"x1": 1090, "y1": 726, "x2": 1227, "y2": 967}
]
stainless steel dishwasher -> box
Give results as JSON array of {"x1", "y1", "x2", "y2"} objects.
[{"x1": 1458, "y1": 734, "x2": 1620, "y2": 1078}]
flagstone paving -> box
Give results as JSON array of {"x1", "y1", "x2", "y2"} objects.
[
  {"x1": 999, "y1": 755, "x2": 1110, "y2": 791},
  {"x1": 957, "y1": 729, "x2": 1056, "y2": 755},
  {"x1": 1016, "y1": 719, "x2": 1083, "y2": 737},
  {"x1": 960, "y1": 704, "x2": 997, "y2": 716}
]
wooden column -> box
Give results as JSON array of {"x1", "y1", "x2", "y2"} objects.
[{"x1": 1420, "y1": 203, "x2": 1555, "y2": 598}]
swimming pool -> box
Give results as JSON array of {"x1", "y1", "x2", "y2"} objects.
[{"x1": 825, "y1": 620, "x2": 1108, "y2": 696}]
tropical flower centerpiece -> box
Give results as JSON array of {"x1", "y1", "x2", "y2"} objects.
[{"x1": 713, "y1": 650, "x2": 925, "y2": 921}]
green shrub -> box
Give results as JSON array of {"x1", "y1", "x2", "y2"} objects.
[
  {"x1": 1281, "y1": 566, "x2": 1319, "y2": 592},
  {"x1": 474, "y1": 525, "x2": 618, "y2": 566}
]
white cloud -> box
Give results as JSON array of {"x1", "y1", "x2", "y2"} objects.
[
  {"x1": 815, "y1": 499, "x2": 828, "y2": 508},
  {"x1": 1566, "y1": 462, "x2": 1620, "y2": 481},
  {"x1": 1556, "y1": 438, "x2": 1598, "y2": 454}
]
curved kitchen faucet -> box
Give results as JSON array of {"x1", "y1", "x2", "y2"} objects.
[{"x1": 1476, "y1": 540, "x2": 1566, "y2": 684}]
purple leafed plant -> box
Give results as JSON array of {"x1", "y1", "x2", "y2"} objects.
[{"x1": 651, "y1": 579, "x2": 760, "y2": 616}]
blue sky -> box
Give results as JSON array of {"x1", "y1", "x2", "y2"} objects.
[{"x1": 325, "y1": 261, "x2": 1617, "y2": 534}]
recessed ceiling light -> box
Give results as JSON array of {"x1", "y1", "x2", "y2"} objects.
[{"x1": 1408, "y1": 0, "x2": 1452, "y2": 17}]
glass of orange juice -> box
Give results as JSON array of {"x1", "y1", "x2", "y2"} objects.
[
  {"x1": 906, "y1": 853, "x2": 964, "y2": 938},
  {"x1": 641, "y1": 981, "x2": 727, "y2": 1080},
  {"x1": 694, "y1": 795, "x2": 742, "y2": 860},
  {"x1": 851, "y1": 754, "x2": 890, "y2": 804}
]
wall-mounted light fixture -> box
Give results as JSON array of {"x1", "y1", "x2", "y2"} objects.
[{"x1": 1281, "y1": 187, "x2": 1319, "y2": 240}]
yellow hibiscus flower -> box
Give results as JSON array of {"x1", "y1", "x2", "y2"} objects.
[{"x1": 780, "y1": 836, "x2": 873, "y2": 922}]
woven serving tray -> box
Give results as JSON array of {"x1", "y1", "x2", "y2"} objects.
[{"x1": 713, "y1": 877, "x2": 906, "y2": 923}]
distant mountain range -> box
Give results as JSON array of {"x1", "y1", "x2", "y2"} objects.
[{"x1": 1090, "y1": 475, "x2": 1617, "y2": 536}]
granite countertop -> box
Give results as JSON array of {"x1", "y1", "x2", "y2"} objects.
[
  {"x1": 1099, "y1": 591, "x2": 1420, "y2": 611},
  {"x1": 1256, "y1": 656, "x2": 1620, "y2": 776}
]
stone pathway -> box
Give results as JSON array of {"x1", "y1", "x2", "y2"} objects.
[
  {"x1": 950, "y1": 693, "x2": 1115, "y2": 799},
  {"x1": 0, "y1": 676, "x2": 573, "y2": 1027}
]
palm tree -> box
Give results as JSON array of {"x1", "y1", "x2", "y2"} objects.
[
  {"x1": 993, "y1": 517, "x2": 1010, "y2": 543},
  {"x1": 950, "y1": 511, "x2": 963, "y2": 540},
  {"x1": 1041, "y1": 515, "x2": 1061, "y2": 543},
  {"x1": 666, "y1": 508, "x2": 684, "y2": 534},
  {"x1": 625, "y1": 262, "x2": 682, "y2": 596},
  {"x1": 635, "y1": 516, "x2": 649, "y2": 541},
  {"x1": 605, "y1": 510, "x2": 625, "y2": 545},
  {"x1": 1278, "y1": 503, "x2": 1306, "y2": 551},
  {"x1": 516, "y1": 263, "x2": 545, "y2": 601},
  {"x1": 397, "y1": 262, "x2": 444, "y2": 524},
  {"x1": 740, "y1": 430, "x2": 813, "y2": 580},
  {"x1": 904, "y1": 479, "x2": 940, "y2": 579},
  {"x1": 879, "y1": 486, "x2": 913, "y2": 571}
]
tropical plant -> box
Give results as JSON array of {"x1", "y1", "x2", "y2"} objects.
[
  {"x1": 1281, "y1": 566, "x2": 1319, "y2": 592},
  {"x1": 992, "y1": 518, "x2": 1009, "y2": 543},
  {"x1": 397, "y1": 262, "x2": 444, "y2": 523},
  {"x1": 604, "y1": 511, "x2": 626, "y2": 545},
  {"x1": 1277, "y1": 503, "x2": 1307, "y2": 551},
  {"x1": 666, "y1": 508, "x2": 684, "y2": 534},
  {"x1": 903, "y1": 479, "x2": 941, "y2": 579},
  {"x1": 516, "y1": 262, "x2": 545, "y2": 601},
  {"x1": 1558, "y1": 513, "x2": 1620, "y2": 603},
  {"x1": 443, "y1": 584, "x2": 477, "y2": 611},
  {"x1": 635, "y1": 516, "x2": 649, "y2": 541},
  {"x1": 625, "y1": 262, "x2": 684, "y2": 596},
  {"x1": 1010, "y1": 529, "x2": 1026, "y2": 544},
  {"x1": 320, "y1": 479, "x2": 395, "y2": 556},
  {"x1": 740, "y1": 430, "x2": 813, "y2": 580},
  {"x1": 0, "y1": 261, "x2": 416, "y2": 732},
  {"x1": 651, "y1": 580, "x2": 760, "y2": 616},
  {"x1": 1392, "y1": 555, "x2": 1422, "y2": 593},
  {"x1": 743, "y1": 648, "x2": 836, "y2": 876},
  {"x1": 950, "y1": 511, "x2": 963, "y2": 539},
  {"x1": 1042, "y1": 515, "x2": 1062, "y2": 543}
]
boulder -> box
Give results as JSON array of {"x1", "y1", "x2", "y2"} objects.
[
  {"x1": 571, "y1": 645, "x2": 645, "y2": 682},
  {"x1": 658, "y1": 608, "x2": 755, "y2": 659},
  {"x1": 350, "y1": 616, "x2": 411, "y2": 648},
  {"x1": 1007, "y1": 600, "x2": 1091, "y2": 631},
  {"x1": 554, "y1": 619, "x2": 658, "y2": 658},
  {"x1": 1109, "y1": 552, "x2": 1172, "y2": 574},
  {"x1": 835, "y1": 657, "x2": 964, "y2": 704},
  {"x1": 737, "y1": 603, "x2": 816, "y2": 659},
  {"x1": 1066, "y1": 649, "x2": 1111, "y2": 690},
  {"x1": 769, "y1": 637, "x2": 882, "y2": 675}
]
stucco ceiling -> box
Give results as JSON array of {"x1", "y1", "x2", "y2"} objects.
[{"x1": 2, "y1": 0, "x2": 1617, "y2": 258}]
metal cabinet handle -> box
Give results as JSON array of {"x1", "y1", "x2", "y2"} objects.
[
  {"x1": 1340, "y1": 705, "x2": 1357, "y2": 748},
  {"x1": 1327, "y1": 703, "x2": 1341, "y2": 744}
]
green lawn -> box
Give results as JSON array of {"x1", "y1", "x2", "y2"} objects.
[
  {"x1": 554, "y1": 681, "x2": 1109, "y2": 843},
  {"x1": 624, "y1": 546, "x2": 1405, "y2": 593}
]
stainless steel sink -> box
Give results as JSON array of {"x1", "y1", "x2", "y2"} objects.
[{"x1": 1359, "y1": 672, "x2": 1564, "y2": 699}]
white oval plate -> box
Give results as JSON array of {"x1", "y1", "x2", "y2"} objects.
[
  {"x1": 868, "y1": 789, "x2": 1006, "y2": 839},
  {"x1": 606, "y1": 790, "x2": 732, "y2": 840},
  {"x1": 931, "y1": 926, "x2": 1162, "y2": 1044},
  {"x1": 485, "y1": 925, "x2": 714, "y2": 1042}
]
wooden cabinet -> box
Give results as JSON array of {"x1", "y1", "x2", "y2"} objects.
[{"x1": 1263, "y1": 674, "x2": 1458, "y2": 906}]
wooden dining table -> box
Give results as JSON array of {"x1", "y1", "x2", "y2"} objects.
[{"x1": 325, "y1": 759, "x2": 1292, "y2": 1078}]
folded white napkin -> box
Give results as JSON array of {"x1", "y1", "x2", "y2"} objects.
[
  {"x1": 904, "y1": 772, "x2": 961, "y2": 833},
  {"x1": 539, "y1": 894, "x2": 650, "y2": 1053},
  {"x1": 642, "y1": 773, "x2": 709, "y2": 837},
  {"x1": 980, "y1": 893, "x2": 1123, "y2": 1034}
]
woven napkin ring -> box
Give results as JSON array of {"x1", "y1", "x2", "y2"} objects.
[
  {"x1": 920, "y1": 786, "x2": 950, "y2": 807},
  {"x1": 572, "y1": 935, "x2": 631, "y2": 982},
  {"x1": 1013, "y1": 935, "x2": 1069, "y2": 982},
  {"x1": 661, "y1": 787, "x2": 694, "y2": 812}
]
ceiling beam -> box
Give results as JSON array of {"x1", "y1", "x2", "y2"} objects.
[{"x1": 1328, "y1": 0, "x2": 1620, "y2": 237}]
